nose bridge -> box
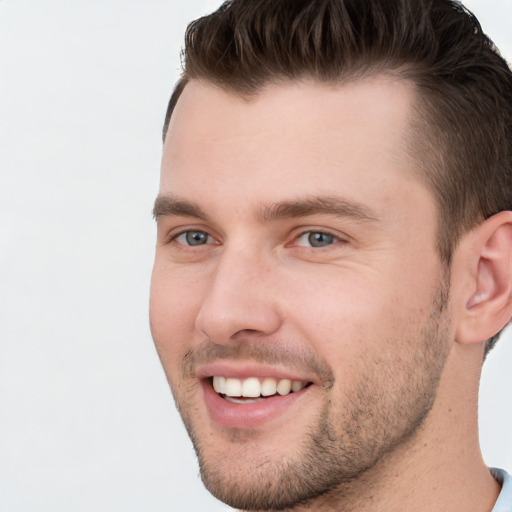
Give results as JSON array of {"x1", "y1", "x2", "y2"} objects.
[{"x1": 195, "y1": 243, "x2": 281, "y2": 343}]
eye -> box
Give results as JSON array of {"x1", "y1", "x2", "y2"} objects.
[
  {"x1": 295, "y1": 231, "x2": 339, "y2": 248},
  {"x1": 175, "y1": 230, "x2": 214, "y2": 246}
]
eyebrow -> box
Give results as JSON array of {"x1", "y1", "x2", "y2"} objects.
[
  {"x1": 259, "y1": 196, "x2": 379, "y2": 223},
  {"x1": 152, "y1": 194, "x2": 379, "y2": 224},
  {"x1": 153, "y1": 195, "x2": 209, "y2": 220}
]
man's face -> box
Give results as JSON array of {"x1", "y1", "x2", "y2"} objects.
[{"x1": 150, "y1": 77, "x2": 453, "y2": 510}]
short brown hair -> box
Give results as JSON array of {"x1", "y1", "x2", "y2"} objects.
[{"x1": 163, "y1": 0, "x2": 512, "y2": 352}]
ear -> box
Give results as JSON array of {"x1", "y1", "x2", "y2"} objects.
[{"x1": 455, "y1": 211, "x2": 512, "y2": 345}]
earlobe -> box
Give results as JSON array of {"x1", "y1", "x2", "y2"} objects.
[{"x1": 455, "y1": 211, "x2": 512, "y2": 345}]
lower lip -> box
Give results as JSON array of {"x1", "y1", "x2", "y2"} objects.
[{"x1": 201, "y1": 380, "x2": 311, "y2": 429}]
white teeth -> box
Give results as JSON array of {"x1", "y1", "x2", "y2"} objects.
[
  {"x1": 276, "y1": 379, "x2": 292, "y2": 395},
  {"x1": 224, "y1": 378, "x2": 242, "y2": 397},
  {"x1": 212, "y1": 376, "x2": 308, "y2": 398},
  {"x1": 241, "y1": 377, "x2": 261, "y2": 398},
  {"x1": 212, "y1": 376, "x2": 226, "y2": 394},
  {"x1": 261, "y1": 377, "x2": 277, "y2": 396},
  {"x1": 291, "y1": 380, "x2": 303, "y2": 392}
]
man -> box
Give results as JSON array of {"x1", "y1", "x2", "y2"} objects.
[{"x1": 150, "y1": 0, "x2": 512, "y2": 510}]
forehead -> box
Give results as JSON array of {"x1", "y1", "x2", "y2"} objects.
[{"x1": 160, "y1": 76, "x2": 428, "y2": 221}]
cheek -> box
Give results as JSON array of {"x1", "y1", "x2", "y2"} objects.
[
  {"x1": 149, "y1": 260, "x2": 202, "y2": 365},
  {"x1": 281, "y1": 262, "x2": 436, "y2": 365}
]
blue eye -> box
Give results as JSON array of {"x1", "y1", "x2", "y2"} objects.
[
  {"x1": 296, "y1": 231, "x2": 338, "y2": 248},
  {"x1": 176, "y1": 230, "x2": 212, "y2": 246}
]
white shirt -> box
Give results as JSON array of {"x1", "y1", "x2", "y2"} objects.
[{"x1": 492, "y1": 469, "x2": 512, "y2": 512}]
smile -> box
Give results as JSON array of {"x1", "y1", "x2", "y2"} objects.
[
  {"x1": 201, "y1": 373, "x2": 315, "y2": 429},
  {"x1": 212, "y1": 376, "x2": 310, "y2": 402}
]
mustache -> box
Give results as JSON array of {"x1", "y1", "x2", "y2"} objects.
[{"x1": 181, "y1": 339, "x2": 334, "y2": 384}]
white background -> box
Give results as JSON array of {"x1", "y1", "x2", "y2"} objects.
[{"x1": 1, "y1": 1, "x2": 511, "y2": 511}]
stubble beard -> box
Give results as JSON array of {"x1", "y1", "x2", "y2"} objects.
[{"x1": 172, "y1": 274, "x2": 452, "y2": 511}]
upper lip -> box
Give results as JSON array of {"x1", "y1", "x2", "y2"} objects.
[{"x1": 196, "y1": 361, "x2": 318, "y2": 384}]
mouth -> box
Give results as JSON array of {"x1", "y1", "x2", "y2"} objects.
[
  {"x1": 198, "y1": 370, "x2": 316, "y2": 429},
  {"x1": 211, "y1": 376, "x2": 312, "y2": 404}
]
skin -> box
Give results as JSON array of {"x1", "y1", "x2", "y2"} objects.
[{"x1": 150, "y1": 77, "x2": 504, "y2": 511}]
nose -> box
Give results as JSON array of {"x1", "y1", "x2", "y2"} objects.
[{"x1": 195, "y1": 247, "x2": 283, "y2": 344}]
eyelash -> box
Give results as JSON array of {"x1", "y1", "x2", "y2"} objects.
[
  {"x1": 293, "y1": 230, "x2": 341, "y2": 248},
  {"x1": 167, "y1": 228, "x2": 343, "y2": 249},
  {"x1": 166, "y1": 228, "x2": 216, "y2": 248}
]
